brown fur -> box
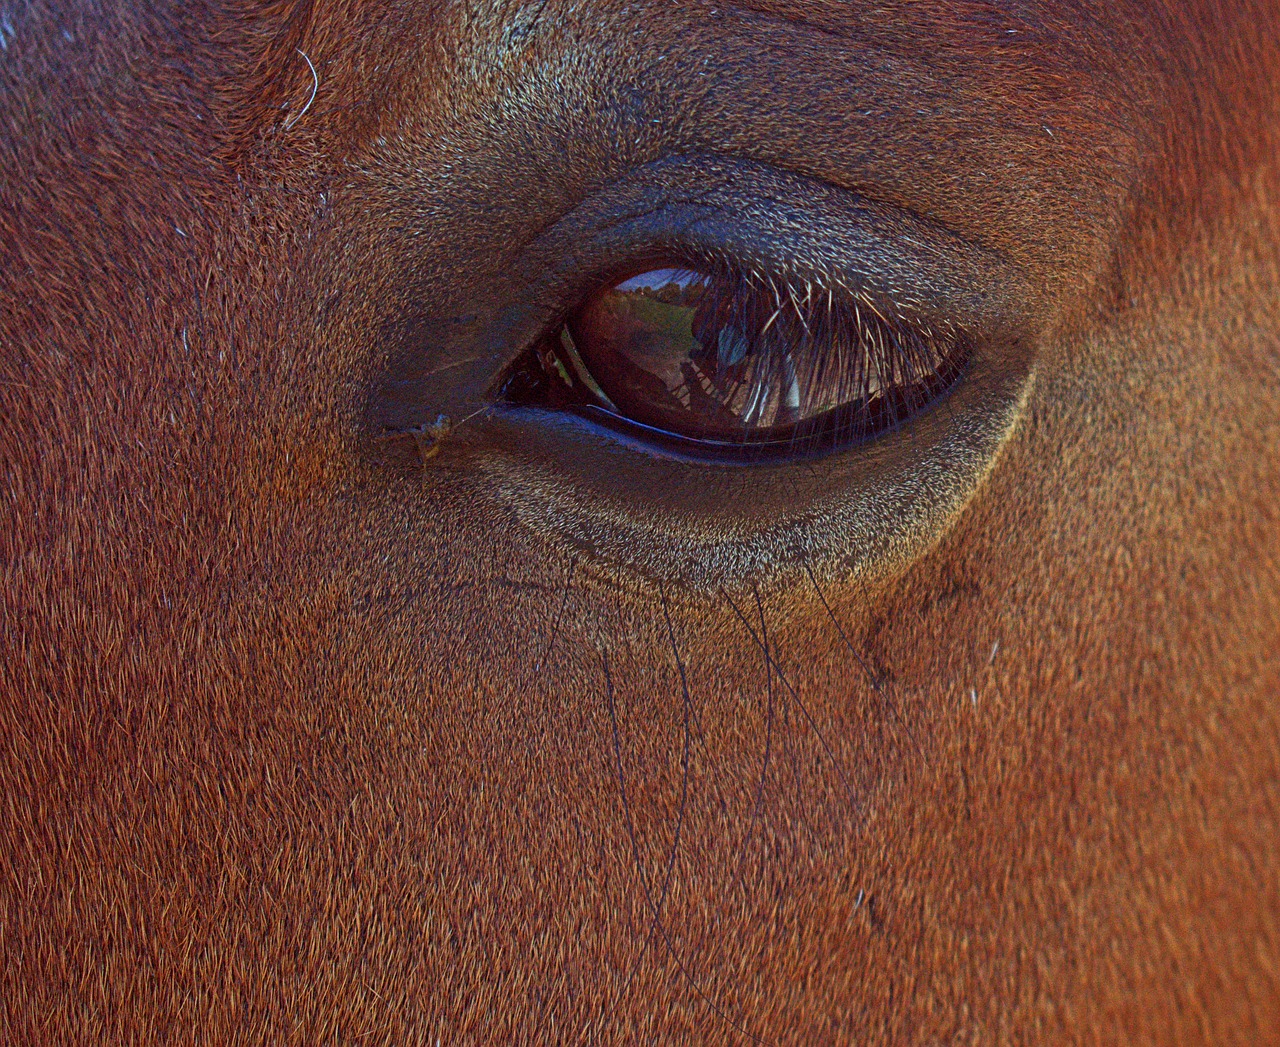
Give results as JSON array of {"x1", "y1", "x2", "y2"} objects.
[{"x1": 2, "y1": 0, "x2": 1278, "y2": 1042}]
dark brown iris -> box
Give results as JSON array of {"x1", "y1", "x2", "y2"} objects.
[
  {"x1": 570, "y1": 269, "x2": 800, "y2": 440},
  {"x1": 498, "y1": 264, "x2": 967, "y2": 458}
]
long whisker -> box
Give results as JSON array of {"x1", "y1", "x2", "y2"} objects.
[
  {"x1": 602, "y1": 646, "x2": 658, "y2": 1004},
  {"x1": 535, "y1": 554, "x2": 576, "y2": 673},
  {"x1": 602, "y1": 648, "x2": 770, "y2": 1045},
  {"x1": 728, "y1": 584, "x2": 776, "y2": 895},
  {"x1": 283, "y1": 48, "x2": 319, "y2": 131},
  {"x1": 801, "y1": 560, "x2": 922, "y2": 759},
  {"x1": 722, "y1": 590, "x2": 860, "y2": 813},
  {"x1": 656, "y1": 584, "x2": 693, "y2": 921}
]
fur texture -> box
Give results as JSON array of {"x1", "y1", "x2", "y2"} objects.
[{"x1": 2, "y1": 0, "x2": 1278, "y2": 1042}]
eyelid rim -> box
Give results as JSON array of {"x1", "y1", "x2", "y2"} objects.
[
  {"x1": 369, "y1": 149, "x2": 1035, "y2": 442},
  {"x1": 520, "y1": 355, "x2": 970, "y2": 466}
]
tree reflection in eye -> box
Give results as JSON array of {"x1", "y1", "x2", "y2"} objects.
[{"x1": 499, "y1": 263, "x2": 970, "y2": 461}]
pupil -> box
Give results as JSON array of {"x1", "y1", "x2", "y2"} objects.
[{"x1": 570, "y1": 267, "x2": 804, "y2": 439}]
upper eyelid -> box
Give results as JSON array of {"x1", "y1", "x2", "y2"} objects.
[{"x1": 519, "y1": 153, "x2": 1025, "y2": 333}]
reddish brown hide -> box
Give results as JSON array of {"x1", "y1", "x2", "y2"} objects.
[{"x1": 2, "y1": 0, "x2": 1279, "y2": 1043}]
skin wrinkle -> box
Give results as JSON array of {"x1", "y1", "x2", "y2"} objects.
[{"x1": 2, "y1": 0, "x2": 1279, "y2": 1043}]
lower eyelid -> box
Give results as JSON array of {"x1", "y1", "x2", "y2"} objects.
[{"x1": 473, "y1": 335, "x2": 1034, "y2": 587}]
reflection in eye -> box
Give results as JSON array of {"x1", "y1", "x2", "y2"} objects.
[{"x1": 499, "y1": 263, "x2": 969, "y2": 460}]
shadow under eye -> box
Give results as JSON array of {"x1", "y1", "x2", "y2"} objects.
[{"x1": 496, "y1": 260, "x2": 972, "y2": 463}]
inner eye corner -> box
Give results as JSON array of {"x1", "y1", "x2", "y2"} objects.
[{"x1": 494, "y1": 258, "x2": 972, "y2": 464}]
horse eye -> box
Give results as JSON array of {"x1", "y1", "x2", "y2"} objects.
[{"x1": 498, "y1": 264, "x2": 969, "y2": 461}]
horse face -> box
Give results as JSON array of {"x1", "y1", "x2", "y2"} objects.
[{"x1": 4, "y1": 0, "x2": 1278, "y2": 1040}]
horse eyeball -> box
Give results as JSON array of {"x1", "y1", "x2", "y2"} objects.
[{"x1": 502, "y1": 264, "x2": 970, "y2": 461}]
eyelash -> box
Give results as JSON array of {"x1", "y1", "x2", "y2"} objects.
[{"x1": 496, "y1": 258, "x2": 971, "y2": 462}]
